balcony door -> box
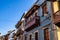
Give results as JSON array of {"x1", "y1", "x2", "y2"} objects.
[
  {"x1": 35, "y1": 32, "x2": 38, "y2": 40},
  {"x1": 29, "y1": 34, "x2": 32, "y2": 40},
  {"x1": 44, "y1": 28, "x2": 50, "y2": 40}
]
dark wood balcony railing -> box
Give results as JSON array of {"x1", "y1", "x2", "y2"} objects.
[
  {"x1": 16, "y1": 28, "x2": 23, "y2": 36},
  {"x1": 54, "y1": 10, "x2": 60, "y2": 24},
  {"x1": 24, "y1": 16, "x2": 40, "y2": 31}
]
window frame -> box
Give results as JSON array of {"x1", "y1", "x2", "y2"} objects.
[
  {"x1": 42, "y1": 1, "x2": 47, "y2": 16},
  {"x1": 29, "y1": 33, "x2": 32, "y2": 40},
  {"x1": 34, "y1": 30, "x2": 38, "y2": 40},
  {"x1": 44, "y1": 28, "x2": 50, "y2": 40}
]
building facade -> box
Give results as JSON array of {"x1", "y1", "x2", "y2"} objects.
[
  {"x1": 16, "y1": 0, "x2": 60, "y2": 40},
  {"x1": 8, "y1": 30, "x2": 16, "y2": 40},
  {"x1": 15, "y1": 16, "x2": 24, "y2": 40}
]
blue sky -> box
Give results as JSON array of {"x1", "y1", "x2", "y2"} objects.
[{"x1": 0, "y1": 0, "x2": 36, "y2": 35}]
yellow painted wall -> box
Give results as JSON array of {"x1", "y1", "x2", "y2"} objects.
[
  {"x1": 53, "y1": 1, "x2": 59, "y2": 13},
  {"x1": 56, "y1": 26, "x2": 60, "y2": 40}
]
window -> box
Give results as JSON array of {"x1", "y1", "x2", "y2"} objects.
[
  {"x1": 42, "y1": 3, "x2": 47, "y2": 16},
  {"x1": 35, "y1": 10, "x2": 38, "y2": 16},
  {"x1": 44, "y1": 28, "x2": 49, "y2": 40},
  {"x1": 25, "y1": 15, "x2": 32, "y2": 23},
  {"x1": 35, "y1": 32, "x2": 38, "y2": 40},
  {"x1": 30, "y1": 15, "x2": 32, "y2": 20},
  {"x1": 25, "y1": 35, "x2": 27, "y2": 40},
  {"x1": 35, "y1": 12, "x2": 38, "y2": 16},
  {"x1": 32, "y1": 10, "x2": 38, "y2": 19},
  {"x1": 29, "y1": 34, "x2": 32, "y2": 40},
  {"x1": 26, "y1": 17, "x2": 30, "y2": 23},
  {"x1": 32, "y1": 13, "x2": 35, "y2": 19}
]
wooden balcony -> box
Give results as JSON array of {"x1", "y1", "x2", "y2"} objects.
[
  {"x1": 16, "y1": 28, "x2": 23, "y2": 36},
  {"x1": 24, "y1": 16, "x2": 40, "y2": 31},
  {"x1": 24, "y1": 5, "x2": 40, "y2": 18},
  {"x1": 54, "y1": 10, "x2": 60, "y2": 24}
]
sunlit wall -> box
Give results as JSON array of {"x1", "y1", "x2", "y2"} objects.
[
  {"x1": 53, "y1": 1, "x2": 59, "y2": 13},
  {"x1": 56, "y1": 26, "x2": 60, "y2": 40}
]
